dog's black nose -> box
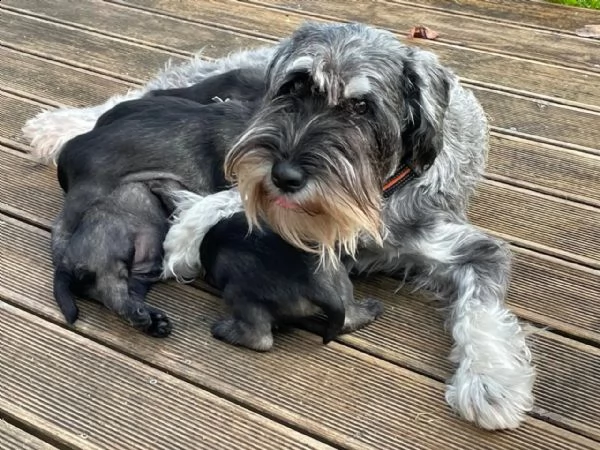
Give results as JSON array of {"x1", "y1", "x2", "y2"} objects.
[{"x1": 271, "y1": 161, "x2": 307, "y2": 193}]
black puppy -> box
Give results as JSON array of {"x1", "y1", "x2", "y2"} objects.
[
  {"x1": 53, "y1": 70, "x2": 265, "y2": 335},
  {"x1": 52, "y1": 181, "x2": 173, "y2": 336},
  {"x1": 164, "y1": 190, "x2": 384, "y2": 351}
]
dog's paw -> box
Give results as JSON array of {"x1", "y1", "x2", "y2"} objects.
[
  {"x1": 445, "y1": 358, "x2": 535, "y2": 430},
  {"x1": 127, "y1": 305, "x2": 172, "y2": 338},
  {"x1": 144, "y1": 308, "x2": 173, "y2": 338},
  {"x1": 211, "y1": 318, "x2": 273, "y2": 352},
  {"x1": 363, "y1": 297, "x2": 385, "y2": 320},
  {"x1": 342, "y1": 297, "x2": 385, "y2": 333}
]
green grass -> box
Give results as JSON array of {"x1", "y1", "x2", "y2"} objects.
[{"x1": 547, "y1": 0, "x2": 600, "y2": 9}]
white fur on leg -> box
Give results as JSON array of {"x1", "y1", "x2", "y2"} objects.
[
  {"x1": 162, "y1": 189, "x2": 243, "y2": 281},
  {"x1": 445, "y1": 279, "x2": 535, "y2": 430}
]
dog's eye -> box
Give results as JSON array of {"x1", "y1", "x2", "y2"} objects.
[{"x1": 352, "y1": 100, "x2": 368, "y2": 115}]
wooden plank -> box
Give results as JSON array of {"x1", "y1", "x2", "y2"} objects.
[
  {"x1": 2, "y1": 125, "x2": 600, "y2": 341},
  {"x1": 239, "y1": 0, "x2": 600, "y2": 72},
  {"x1": 487, "y1": 134, "x2": 600, "y2": 207},
  {"x1": 6, "y1": 0, "x2": 600, "y2": 111},
  {"x1": 0, "y1": 47, "x2": 130, "y2": 108},
  {"x1": 389, "y1": 0, "x2": 600, "y2": 32},
  {"x1": 0, "y1": 91, "x2": 43, "y2": 147},
  {"x1": 471, "y1": 181, "x2": 600, "y2": 267},
  {"x1": 0, "y1": 215, "x2": 598, "y2": 447},
  {"x1": 0, "y1": 420, "x2": 58, "y2": 450},
  {"x1": 0, "y1": 303, "x2": 333, "y2": 450},
  {"x1": 473, "y1": 88, "x2": 600, "y2": 153},
  {"x1": 2, "y1": 9, "x2": 600, "y2": 154},
  {"x1": 0, "y1": 0, "x2": 270, "y2": 56},
  {"x1": 0, "y1": 8, "x2": 183, "y2": 82}
]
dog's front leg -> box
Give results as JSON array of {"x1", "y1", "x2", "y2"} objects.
[{"x1": 402, "y1": 220, "x2": 535, "y2": 430}]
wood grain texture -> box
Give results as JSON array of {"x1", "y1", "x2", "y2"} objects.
[
  {"x1": 0, "y1": 303, "x2": 333, "y2": 450},
  {"x1": 470, "y1": 181, "x2": 600, "y2": 267},
  {"x1": 0, "y1": 214, "x2": 598, "y2": 447},
  {"x1": 2, "y1": 6, "x2": 600, "y2": 154},
  {"x1": 0, "y1": 420, "x2": 58, "y2": 450},
  {"x1": 0, "y1": 0, "x2": 269, "y2": 56},
  {"x1": 236, "y1": 0, "x2": 600, "y2": 72},
  {"x1": 486, "y1": 135, "x2": 600, "y2": 206},
  {"x1": 389, "y1": 0, "x2": 600, "y2": 32},
  {"x1": 0, "y1": 47, "x2": 130, "y2": 108}
]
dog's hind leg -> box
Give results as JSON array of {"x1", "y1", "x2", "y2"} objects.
[
  {"x1": 95, "y1": 273, "x2": 172, "y2": 338},
  {"x1": 128, "y1": 277, "x2": 172, "y2": 338},
  {"x1": 399, "y1": 219, "x2": 535, "y2": 431},
  {"x1": 211, "y1": 286, "x2": 274, "y2": 351}
]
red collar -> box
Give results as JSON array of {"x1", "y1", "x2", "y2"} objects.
[{"x1": 382, "y1": 161, "x2": 417, "y2": 198}]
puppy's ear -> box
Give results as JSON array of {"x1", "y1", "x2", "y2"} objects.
[{"x1": 399, "y1": 54, "x2": 451, "y2": 173}]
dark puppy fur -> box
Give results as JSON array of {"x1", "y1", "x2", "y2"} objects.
[
  {"x1": 200, "y1": 212, "x2": 384, "y2": 351},
  {"x1": 53, "y1": 181, "x2": 172, "y2": 336},
  {"x1": 53, "y1": 70, "x2": 265, "y2": 335}
]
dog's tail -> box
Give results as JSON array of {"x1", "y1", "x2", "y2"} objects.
[
  {"x1": 321, "y1": 295, "x2": 346, "y2": 345},
  {"x1": 53, "y1": 266, "x2": 79, "y2": 324}
]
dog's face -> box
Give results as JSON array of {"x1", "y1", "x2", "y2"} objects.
[{"x1": 224, "y1": 22, "x2": 450, "y2": 262}]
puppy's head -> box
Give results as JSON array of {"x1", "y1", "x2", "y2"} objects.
[{"x1": 224, "y1": 22, "x2": 451, "y2": 264}]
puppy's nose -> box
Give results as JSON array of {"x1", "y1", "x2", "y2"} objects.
[{"x1": 271, "y1": 161, "x2": 307, "y2": 193}]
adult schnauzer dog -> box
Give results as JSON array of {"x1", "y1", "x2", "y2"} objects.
[
  {"x1": 24, "y1": 22, "x2": 534, "y2": 431},
  {"x1": 162, "y1": 189, "x2": 383, "y2": 351}
]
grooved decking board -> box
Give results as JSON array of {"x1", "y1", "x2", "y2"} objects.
[
  {"x1": 0, "y1": 215, "x2": 598, "y2": 447},
  {"x1": 0, "y1": 47, "x2": 130, "y2": 108},
  {"x1": 0, "y1": 420, "x2": 58, "y2": 450},
  {"x1": 5, "y1": 0, "x2": 600, "y2": 110},
  {"x1": 0, "y1": 92, "x2": 43, "y2": 146},
  {"x1": 487, "y1": 135, "x2": 600, "y2": 206},
  {"x1": 239, "y1": 0, "x2": 600, "y2": 72},
  {"x1": 2, "y1": 142, "x2": 600, "y2": 342},
  {"x1": 0, "y1": 9, "x2": 183, "y2": 82},
  {"x1": 3, "y1": 9, "x2": 600, "y2": 154},
  {"x1": 0, "y1": 303, "x2": 333, "y2": 450},
  {"x1": 390, "y1": 0, "x2": 600, "y2": 32},
  {"x1": 470, "y1": 181, "x2": 600, "y2": 266}
]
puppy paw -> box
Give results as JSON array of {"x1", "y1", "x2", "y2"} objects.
[
  {"x1": 363, "y1": 297, "x2": 385, "y2": 320},
  {"x1": 211, "y1": 318, "x2": 273, "y2": 352},
  {"x1": 342, "y1": 297, "x2": 384, "y2": 333},
  {"x1": 145, "y1": 308, "x2": 173, "y2": 338},
  {"x1": 127, "y1": 305, "x2": 172, "y2": 338}
]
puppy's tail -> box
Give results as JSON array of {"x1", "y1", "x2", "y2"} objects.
[
  {"x1": 53, "y1": 267, "x2": 79, "y2": 324},
  {"x1": 321, "y1": 296, "x2": 346, "y2": 345}
]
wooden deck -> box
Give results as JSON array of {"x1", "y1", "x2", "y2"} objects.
[{"x1": 0, "y1": 0, "x2": 599, "y2": 448}]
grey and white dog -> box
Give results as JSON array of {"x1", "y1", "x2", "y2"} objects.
[{"x1": 23, "y1": 22, "x2": 534, "y2": 431}]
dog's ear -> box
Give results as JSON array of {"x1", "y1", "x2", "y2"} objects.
[{"x1": 399, "y1": 55, "x2": 451, "y2": 173}]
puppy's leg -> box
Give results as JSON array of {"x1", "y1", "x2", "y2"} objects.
[
  {"x1": 128, "y1": 278, "x2": 172, "y2": 338},
  {"x1": 96, "y1": 273, "x2": 171, "y2": 338},
  {"x1": 211, "y1": 286, "x2": 274, "y2": 351},
  {"x1": 399, "y1": 219, "x2": 534, "y2": 430},
  {"x1": 298, "y1": 271, "x2": 384, "y2": 342}
]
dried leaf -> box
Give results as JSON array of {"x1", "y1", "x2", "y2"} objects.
[
  {"x1": 408, "y1": 25, "x2": 439, "y2": 40},
  {"x1": 575, "y1": 24, "x2": 600, "y2": 38}
]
